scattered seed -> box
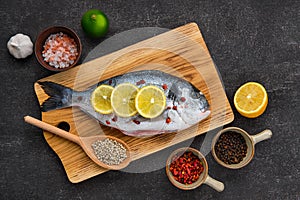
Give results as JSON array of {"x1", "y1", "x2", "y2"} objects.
[
  {"x1": 180, "y1": 97, "x2": 186, "y2": 102},
  {"x1": 166, "y1": 117, "x2": 171, "y2": 124},
  {"x1": 133, "y1": 119, "x2": 140, "y2": 124},
  {"x1": 136, "y1": 79, "x2": 145, "y2": 85},
  {"x1": 162, "y1": 84, "x2": 168, "y2": 90},
  {"x1": 112, "y1": 116, "x2": 118, "y2": 122}
]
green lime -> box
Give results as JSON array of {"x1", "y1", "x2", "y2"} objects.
[{"x1": 81, "y1": 9, "x2": 109, "y2": 38}]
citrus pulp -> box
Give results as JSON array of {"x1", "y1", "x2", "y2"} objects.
[
  {"x1": 135, "y1": 85, "x2": 166, "y2": 118},
  {"x1": 91, "y1": 85, "x2": 114, "y2": 114},
  {"x1": 234, "y1": 82, "x2": 268, "y2": 118},
  {"x1": 111, "y1": 83, "x2": 139, "y2": 117}
]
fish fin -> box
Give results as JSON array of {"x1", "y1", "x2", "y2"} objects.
[{"x1": 38, "y1": 81, "x2": 73, "y2": 112}]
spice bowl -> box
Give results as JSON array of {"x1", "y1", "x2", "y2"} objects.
[
  {"x1": 35, "y1": 26, "x2": 82, "y2": 72},
  {"x1": 211, "y1": 127, "x2": 272, "y2": 169},
  {"x1": 166, "y1": 147, "x2": 224, "y2": 192}
]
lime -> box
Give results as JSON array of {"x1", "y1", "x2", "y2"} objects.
[{"x1": 81, "y1": 9, "x2": 109, "y2": 38}]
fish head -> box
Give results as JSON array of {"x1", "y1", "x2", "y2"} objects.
[{"x1": 173, "y1": 86, "x2": 210, "y2": 125}]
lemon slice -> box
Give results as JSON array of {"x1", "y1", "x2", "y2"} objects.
[
  {"x1": 234, "y1": 82, "x2": 268, "y2": 118},
  {"x1": 111, "y1": 83, "x2": 139, "y2": 117},
  {"x1": 135, "y1": 85, "x2": 166, "y2": 118},
  {"x1": 91, "y1": 85, "x2": 114, "y2": 114}
]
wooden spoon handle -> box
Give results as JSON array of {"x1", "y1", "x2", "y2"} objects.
[{"x1": 24, "y1": 116, "x2": 80, "y2": 144}]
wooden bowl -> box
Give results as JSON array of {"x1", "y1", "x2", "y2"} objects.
[
  {"x1": 166, "y1": 147, "x2": 224, "y2": 191},
  {"x1": 211, "y1": 127, "x2": 272, "y2": 169},
  {"x1": 35, "y1": 26, "x2": 82, "y2": 72}
]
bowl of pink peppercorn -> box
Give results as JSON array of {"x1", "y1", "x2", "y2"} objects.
[{"x1": 35, "y1": 26, "x2": 82, "y2": 72}]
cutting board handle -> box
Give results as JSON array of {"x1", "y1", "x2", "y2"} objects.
[{"x1": 24, "y1": 116, "x2": 80, "y2": 144}]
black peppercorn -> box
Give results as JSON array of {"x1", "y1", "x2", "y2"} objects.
[{"x1": 214, "y1": 131, "x2": 248, "y2": 165}]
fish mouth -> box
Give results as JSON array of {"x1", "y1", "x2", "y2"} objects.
[
  {"x1": 180, "y1": 109, "x2": 211, "y2": 126},
  {"x1": 122, "y1": 130, "x2": 165, "y2": 137},
  {"x1": 192, "y1": 109, "x2": 211, "y2": 125},
  {"x1": 200, "y1": 109, "x2": 211, "y2": 118}
]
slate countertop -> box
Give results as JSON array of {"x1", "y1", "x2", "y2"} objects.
[{"x1": 0, "y1": 0, "x2": 299, "y2": 199}]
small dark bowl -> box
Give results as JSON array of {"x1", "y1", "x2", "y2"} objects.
[{"x1": 35, "y1": 26, "x2": 82, "y2": 72}]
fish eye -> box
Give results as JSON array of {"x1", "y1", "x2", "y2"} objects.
[{"x1": 191, "y1": 91, "x2": 202, "y2": 99}]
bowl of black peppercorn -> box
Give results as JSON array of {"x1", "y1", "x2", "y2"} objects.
[{"x1": 211, "y1": 127, "x2": 272, "y2": 169}]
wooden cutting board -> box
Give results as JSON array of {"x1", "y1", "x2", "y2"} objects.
[{"x1": 34, "y1": 23, "x2": 234, "y2": 183}]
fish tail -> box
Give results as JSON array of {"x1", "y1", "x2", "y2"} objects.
[{"x1": 38, "y1": 81, "x2": 73, "y2": 112}]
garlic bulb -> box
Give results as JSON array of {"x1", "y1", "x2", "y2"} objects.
[{"x1": 7, "y1": 33, "x2": 33, "y2": 59}]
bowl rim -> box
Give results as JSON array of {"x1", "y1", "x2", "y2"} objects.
[
  {"x1": 34, "y1": 26, "x2": 82, "y2": 72},
  {"x1": 165, "y1": 147, "x2": 208, "y2": 190}
]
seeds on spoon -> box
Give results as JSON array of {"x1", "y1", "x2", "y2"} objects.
[{"x1": 92, "y1": 138, "x2": 127, "y2": 165}]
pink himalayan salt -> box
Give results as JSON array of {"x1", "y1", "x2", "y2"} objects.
[{"x1": 42, "y1": 32, "x2": 78, "y2": 69}]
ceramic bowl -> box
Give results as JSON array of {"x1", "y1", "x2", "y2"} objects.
[
  {"x1": 211, "y1": 127, "x2": 272, "y2": 169},
  {"x1": 35, "y1": 26, "x2": 82, "y2": 72},
  {"x1": 166, "y1": 147, "x2": 224, "y2": 192}
]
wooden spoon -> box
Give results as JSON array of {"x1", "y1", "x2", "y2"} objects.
[{"x1": 24, "y1": 115, "x2": 131, "y2": 170}]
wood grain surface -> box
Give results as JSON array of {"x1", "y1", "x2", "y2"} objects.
[{"x1": 34, "y1": 23, "x2": 234, "y2": 183}]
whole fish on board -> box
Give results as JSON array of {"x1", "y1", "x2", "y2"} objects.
[{"x1": 39, "y1": 70, "x2": 210, "y2": 137}]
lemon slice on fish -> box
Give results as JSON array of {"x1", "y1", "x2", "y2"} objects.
[
  {"x1": 135, "y1": 85, "x2": 166, "y2": 118},
  {"x1": 111, "y1": 83, "x2": 139, "y2": 117},
  {"x1": 91, "y1": 85, "x2": 114, "y2": 114}
]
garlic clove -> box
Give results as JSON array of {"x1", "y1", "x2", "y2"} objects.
[{"x1": 7, "y1": 33, "x2": 33, "y2": 59}]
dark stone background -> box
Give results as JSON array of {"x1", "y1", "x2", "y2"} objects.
[{"x1": 0, "y1": 0, "x2": 299, "y2": 199}]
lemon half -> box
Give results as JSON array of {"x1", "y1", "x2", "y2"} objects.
[{"x1": 234, "y1": 82, "x2": 268, "y2": 118}]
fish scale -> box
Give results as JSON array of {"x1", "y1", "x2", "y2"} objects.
[{"x1": 39, "y1": 70, "x2": 210, "y2": 137}]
